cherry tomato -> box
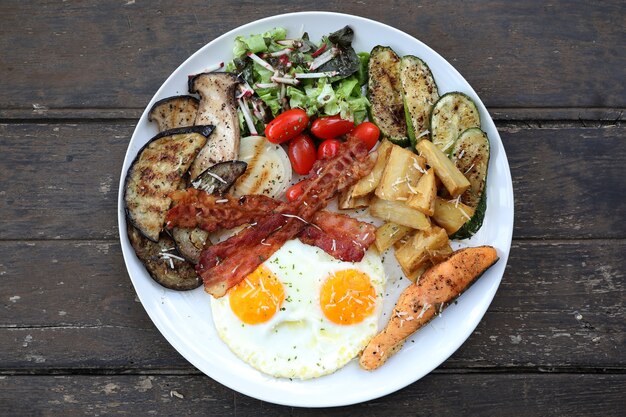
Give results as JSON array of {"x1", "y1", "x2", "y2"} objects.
[
  {"x1": 317, "y1": 139, "x2": 342, "y2": 160},
  {"x1": 310, "y1": 115, "x2": 355, "y2": 140},
  {"x1": 265, "y1": 108, "x2": 309, "y2": 144},
  {"x1": 350, "y1": 122, "x2": 380, "y2": 150},
  {"x1": 288, "y1": 134, "x2": 317, "y2": 175},
  {"x1": 286, "y1": 181, "x2": 306, "y2": 202}
]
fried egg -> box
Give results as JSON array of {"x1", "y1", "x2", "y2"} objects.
[{"x1": 211, "y1": 239, "x2": 386, "y2": 379}]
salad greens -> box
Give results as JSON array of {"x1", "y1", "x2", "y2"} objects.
[{"x1": 225, "y1": 26, "x2": 370, "y2": 135}]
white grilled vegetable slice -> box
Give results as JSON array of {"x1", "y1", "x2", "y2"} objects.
[
  {"x1": 230, "y1": 136, "x2": 292, "y2": 199},
  {"x1": 430, "y1": 92, "x2": 480, "y2": 154}
]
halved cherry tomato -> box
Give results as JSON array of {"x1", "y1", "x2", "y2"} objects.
[
  {"x1": 350, "y1": 121, "x2": 380, "y2": 150},
  {"x1": 310, "y1": 115, "x2": 355, "y2": 140},
  {"x1": 265, "y1": 108, "x2": 309, "y2": 144},
  {"x1": 288, "y1": 134, "x2": 317, "y2": 175},
  {"x1": 317, "y1": 138, "x2": 342, "y2": 160},
  {"x1": 286, "y1": 181, "x2": 306, "y2": 202}
]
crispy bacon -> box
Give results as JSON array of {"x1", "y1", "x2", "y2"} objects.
[
  {"x1": 198, "y1": 136, "x2": 375, "y2": 298},
  {"x1": 299, "y1": 211, "x2": 376, "y2": 262},
  {"x1": 166, "y1": 189, "x2": 279, "y2": 232}
]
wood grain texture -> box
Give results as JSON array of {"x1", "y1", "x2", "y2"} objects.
[
  {"x1": 0, "y1": 0, "x2": 623, "y2": 111},
  {"x1": 0, "y1": 374, "x2": 624, "y2": 417},
  {"x1": 1, "y1": 123, "x2": 624, "y2": 240},
  {"x1": 1, "y1": 240, "x2": 623, "y2": 371}
]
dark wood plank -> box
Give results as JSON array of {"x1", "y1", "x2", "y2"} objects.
[
  {"x1": 0, "y1": 1, "x2": 623, "y2": 112},
  {"x1": 2, "y1": 123, "x2": 624, "y2": 240},
  {"x1": 1, "y1": 241, "x2": 623, "y2": 372},
  {"x1": 2, "y1": 240, "x2": 623, "y2": 327},
  {"x1": 2, "y1": 308, "x2": 622, "y2": 373},
  {"x1": 0, "y1": 107, "x2": 623, "y2": 122},
  {"x1": 0, "y1": 374, "x2": 624, "y2": 416}
]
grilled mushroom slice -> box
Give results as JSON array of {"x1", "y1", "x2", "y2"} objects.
[
  {"x1": 188, "y1": 72, "x2": 241, "y2": 179},
  {"x1": 127, "y1": 223, "x2": 201, "y2": 290},
  {"x1": 148, "y1": 95, "x2": 200, "y2": 131},
  {"x1": 124, "y1": 125, "x2": 213, "y2": 241}
]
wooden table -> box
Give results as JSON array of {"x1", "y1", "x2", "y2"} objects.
[{"x1": 1, "y1": 1, "x2": 623, "y2": 415}]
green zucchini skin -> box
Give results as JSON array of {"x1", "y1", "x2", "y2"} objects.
[
  {"x1": 368, "y1": 46, "x2": 409, "y2": 147},
  {"x1": 430, "y1": 92, "x2": 480, "y2": 155},
  {"x1": 450, "y1": 127, "x2": 490, "y2": 239},
  {"x1": 399, "y1": 55, "x2": 439, "y2": 149}
]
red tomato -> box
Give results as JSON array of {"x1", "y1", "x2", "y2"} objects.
[
  {"x1": 317, "y1": 139, "x2": 342, "y2": 160},
  {"x1": 265, "y1": 108, "x2": 309, "y2": 144},
  {"x1": 286, "y1": 181, "x2": 305, "y2": 202},
  {"x1": 310, "y1": 115, "x2": 355, "y2": 140},
  {"x1": 288, "y1": 134, "x2": 317, "y2": 175},
  {"x1": 350, "y1": 122, "x2": 380, "y2": 150}
]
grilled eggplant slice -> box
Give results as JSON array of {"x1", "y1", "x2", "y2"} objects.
[
  {"x1": 124, "y1": 125, "x2": 212, "y2": 241},
  {"x1": 127, "y1": 223, "x2": 201, "y2": 290},
  {"x1": 148, "y1": 95, "x2": 199, "y2": 131},
  {"x1": 170, "y1": 227, "x2": 210, "y2": 264},
  {"x1": 191, "y1": 160, "x2": 247, "y2": 195},
  {"x1": 368, "y1": 46, "x2": 408, "y2": 146},
  {"x1": 188, "y1": 72, "x2": 241, "y2": 179}
]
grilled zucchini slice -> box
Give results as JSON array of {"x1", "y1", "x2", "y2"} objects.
[
  {"x1": 368, "y1": 46, "x2": 408, "y2": 146},
  {"x1": 148, "y1": 95, "x2": 199, "y2": 131},
  {"x1": 124, "y1": 125, "x2": 212, "y2": 241},
  {"x1": 127, "y1": 223, "x2": 202, "y2": 290},
  {"x1": 450, "y1": 127, "x2": 490, "y2": 239},
  {"x1": 399, "y1": 56, "x2": 439, "y2": 149},
  {"x1": 430, "y1": 92, "x2": 480, "y2": 154}
]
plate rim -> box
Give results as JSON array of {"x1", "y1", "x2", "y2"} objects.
[{"x1": 117, "y1": 10, "x2": 514, "y2": 407}]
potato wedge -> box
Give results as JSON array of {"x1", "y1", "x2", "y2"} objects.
[
  {"x1": 432, "y1": 197, "x2": 475, "y2": 235},
  {"x1": 351, "y1": 140, "x2": 393, "y2": 197},
  {"x1": 338, "y1": 184, "x2": 371, "y2": 210},
  {"x1": 416, "y1": 139, "x2": 470, "y2": 197},
  {"x1": 375, "y1": 145, "x2": 426, "y2": 201},
  {"x1": 375, "y1": 222, "x2": 412, "y2": 252},
  {"x1": 394, "y1": 226, "x2": 449, "y2": 276},
  {"x1": 406, "y1": 167, "x2": 437, "y2": 215},
  {"x1": 369, "y1": 197, "x2": 431, "y2": 230},
  {"x1": 405, "y1": 261, "x2": 431, "y2": 283}
]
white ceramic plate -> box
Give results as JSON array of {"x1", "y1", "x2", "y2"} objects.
[{"x1": 118, "y1": 11, "x2": 514, "y2": 408}]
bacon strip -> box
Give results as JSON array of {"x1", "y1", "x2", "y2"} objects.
[
  {"x1": 299, "y1": 211, "x2": 376, "y2": 262},
  {"x1": 198, "y1": 136, "x2": 375, "y2": 297},
  {"x1": 166, "y1": 189, "x2": 279, "y2": 232}
]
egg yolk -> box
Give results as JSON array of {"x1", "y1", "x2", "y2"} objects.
[
  {"x1": 320, "y1": 269, "x2": 377, "y2": 325},
  {"x1": 229, "y1": 266, "x2": 285, "y2": 325}
]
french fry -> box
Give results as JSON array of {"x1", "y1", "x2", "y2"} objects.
[
  {"x1": 416, "y1": 139, "x2": 470, "y2": 197},
  {"x1": 431, "y1": 197, "x2": 475, "y2": 235},
  {"x1": 369, "y1": 197, "x2": 431, "y2": 230},
  {"x1": 394, "y1": 226, "x2": 449, "y2": 276},
  {"x1": 351, "y1": 140, "x2": 393, "y2": 197},
  {"x1": 375, "y1": 145, "x2": 426, "y2": 201},
  {"x1": 338, "y1": 184, "x2": 371, "y2": 209},
  {"x1": 375, "y1": 222, "x2": 412, "y2": 252},
  {"x1": 406, "y1": 167, "x2": 437, "y2": 215}
]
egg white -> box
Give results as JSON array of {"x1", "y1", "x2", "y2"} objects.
[{"x1": 211, "y1": 239, "x2": 386, "y2": 379}]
